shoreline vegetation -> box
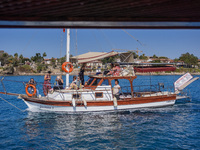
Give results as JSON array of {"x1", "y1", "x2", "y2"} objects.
[
  {"x1": 1, "y1": 68, "x2": 200, "y2": 76},
  {"x1": 0, "y1": 51, "x2": 199, "y2": 76}
]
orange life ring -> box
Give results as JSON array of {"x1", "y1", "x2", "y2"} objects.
[
  {"x1": 25, "y1": 84, "x2": 37, "y2": 97},
  {"x1": 62, "y1": 62, "x2": 73, "y2": 73}
]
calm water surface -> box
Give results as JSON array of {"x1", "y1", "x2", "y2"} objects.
[{"x1": 0, "y1": 75, "x2": 199, "y2": 149}]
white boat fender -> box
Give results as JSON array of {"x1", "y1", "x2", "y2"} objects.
[
  {"x1": 113, "y1": 97, "x2": 118, "y2": 107},
  {"x1": 82, "y1": 97, "x2": 87, "y2": 107},
  {"x1": 72, "y1": 98, "x2": 76, "y2": 107}
]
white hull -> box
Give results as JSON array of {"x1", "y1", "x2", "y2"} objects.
[{"x1": 23, "y1": 99, "x2": 176, "y2": 112}]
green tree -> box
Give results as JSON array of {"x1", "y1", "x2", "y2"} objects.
[
  {"x1": 58, "y1": 56, "x2": 66, "y2": 65},
  {"x1": 139, "y1": 54, "x2": 148, "y2": 60},
  {"x1": 19, "y1": 54, "x2": 24, "y2": 64},
  {"x1": 152, "y1": 54, "x2": 158, "y2": 58},
  {"x1": 101, "y1": 55, "x2": 119, "y2": 64},
  {"x1": 14, "y1": 53, "x2": 18, "y2": 58},
  {"x1": 0, "y1": 53, "x2": 9, "y2": 65},
  {"x1": 51, "y1": 57, "x2": 56, "y2": 68},
  {"x1": 13, "y1": 53, "x2": 19, "y2": 67},
  {"x1": 174, "y1": 58, "x2": 179, "y2": 63},
  {"x1": 43, "y1": 52, "x2": 47, "y2": 58},
  {"x1": 159, "y1": 56, "x2": 168, "y2": 59},
  {"x1": 179, "y1": 52, "x2": 198, "y2": 67},
  {"x1": 31, "y1": 53, "x2": 43, "y2": 63},
  {"x1": 151, "y1": 59, "x2": 161, "y2": 63}
]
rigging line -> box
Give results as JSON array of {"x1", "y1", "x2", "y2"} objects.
[
  {"x1": 0, "y1": 96, "x2": 26, "y2": 112},
  {"x1": 60, "y1": 29, "x2": 64, "y2": 58},
  {"x1": 99, "y1": 29, "x2": 114, "y2": 50},
  {"x1": 122, "y1": 29, "x2": 144, "y2": 46},
  {"x1": 75, "y1": 29, "x2": 78, "y2": 64},
  {"x1": 22, "y1": 30, "x2": 38, "y2": 53},
  {"x1": 92, "y1": 30, "x2": 103, "y2": 51}
]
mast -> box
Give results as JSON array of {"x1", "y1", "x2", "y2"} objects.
[{"x1": 66, "y1": 29, "x2": 70, "y2": 87}]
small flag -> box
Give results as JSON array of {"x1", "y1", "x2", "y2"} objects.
[{"x1": 63, "y1": 28, "x2": 65, "y2": 33}]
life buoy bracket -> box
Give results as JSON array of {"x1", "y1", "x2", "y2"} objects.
[
  {"x1": 25, "y1": 84, "x2": 37, "y2": 97},
  {"x1": 62, "y1": 62, "x2": 73, "y2": 73}
]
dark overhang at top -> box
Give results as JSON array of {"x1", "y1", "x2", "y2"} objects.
[{"x1": 0, "y1": 0, "x2": 200, "y2": 29}]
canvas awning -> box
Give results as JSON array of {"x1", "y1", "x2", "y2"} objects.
[{"x1": 71, "y1": 51, "x2": 118, "y2": 64}]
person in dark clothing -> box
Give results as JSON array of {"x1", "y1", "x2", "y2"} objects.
[
  {"x1": 27, "y1": 78, "x2": 39, "y2": 97},
  {"x1": 53, "y1": 75, "x2": 64, "y2": 90},
  {"x1": 79, "y1": 64, "x2": 86, "y2": 85}
]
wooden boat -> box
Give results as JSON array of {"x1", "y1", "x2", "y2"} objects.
[{"x1": 0, "y1": 71, "x2": 196, "y2": 112}]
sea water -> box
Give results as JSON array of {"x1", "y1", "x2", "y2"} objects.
[{"x1": 0, "y1": 75, "x2": 199, "y2": 149}]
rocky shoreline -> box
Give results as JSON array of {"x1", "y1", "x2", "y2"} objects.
[{"x1": 1, "y1": 70, "x2": 200, "y2": 76}]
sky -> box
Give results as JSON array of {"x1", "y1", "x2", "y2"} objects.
[{"x1": 0, "y1": 28, "x2": 199, "y2": 59}]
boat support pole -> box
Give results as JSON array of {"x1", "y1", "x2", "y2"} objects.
[{"x1": 66, "y1": 28, "x2": 70, "y2": 88}]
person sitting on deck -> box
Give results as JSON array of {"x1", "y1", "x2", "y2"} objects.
[
  {"x1": 106, "y1": 63, "x2": 115, "y2": 76},
  {"x1": 107, "y1": 63, "x2": 121, "y2": 76},
  {"x1": 27, "y1": 78, "x2": 39, "y2": 97},
  {"x1": 67, "y1": 76, "x2": 77, "y2": 90},
  {"x1": 113, "y1": 79, "x2": 121, "y2": 100},
  {"x1": 53, "y1": 75, "x2": 64, "y2": 90},
  {"x1": 113, "y1": 63, "x2": 121, "y2": 76},
  {"x1": 76, "y1": 76, "x2": 82, "y2": 89},
  {"x1": 120, "y1": 66, "x2": 130, "y2": 76}
]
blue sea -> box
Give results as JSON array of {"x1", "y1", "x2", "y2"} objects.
[{"x1": 0, "y1": 75, "x2": 199, "y2": 149}]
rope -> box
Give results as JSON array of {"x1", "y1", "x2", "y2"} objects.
[
  {"x1": 99, "y1": 29, "x2": 114, "y2": 50},
  {"x1": 92, "y1": 30, "x2": 103, "y2": 51},
  {"x1": 122, "y1": 29, "x2": 144, "y2": 46},
  {"x1": 60, "y1": 29, "x2": 65, "y2": 58},
  {"x1": 0, "y1": 96, "x2": 26, "y2": 112}
]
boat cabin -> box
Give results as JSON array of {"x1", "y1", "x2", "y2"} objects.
[{"x1": 84, "y1": 75, "x2": 137, "y2": 97}]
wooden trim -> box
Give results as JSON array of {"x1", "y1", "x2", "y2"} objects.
[{"x1": 23, "y1": 94, "x2": 176, "y2": 107}]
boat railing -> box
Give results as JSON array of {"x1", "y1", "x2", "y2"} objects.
[
  {"x1": 0, "y1": 77, "x2": 175, "y2": 101},
  {"x1": 119, "y1": 84, "x2": 175, "y2": 98}
]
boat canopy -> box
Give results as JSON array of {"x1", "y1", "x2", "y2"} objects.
[{"x1": 71, "y1": 51, "x2": 118, "y2": 64}]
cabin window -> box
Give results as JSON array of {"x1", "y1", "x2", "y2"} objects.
[
  {"x1": 95, "y1": 92, "x2": 103, "y2": 98},
  {"x1": 102, "y1": 79, "x2": 109, "y2": 85},
  {"x1": 92, "y1": 79, "x2": 101, "y2": 86},
  {"x1": 72, "y1": 94, "x2": 81, "y2": 99},
  {"x1": 86, "y1": 78, "x2": 94, "y2": 85}
]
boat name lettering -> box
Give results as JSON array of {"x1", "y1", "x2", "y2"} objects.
[{"x1": 40, "y1": 105, "x2": 54, "y2": 109}]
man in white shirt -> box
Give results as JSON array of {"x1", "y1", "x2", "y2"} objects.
[{"x1": 113, "y1": 79, "x2": 121, "y2": 100}]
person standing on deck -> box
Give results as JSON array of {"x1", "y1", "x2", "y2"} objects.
[
  {"x1": 43, "y1": 71, "x2": 52, "y2": 96},
  {"x1": 79, "y1": 63, "x2": 86, "y2": 86},
  {"x1": 113, "y1": 79, "x2": 121, "y2": 100}
]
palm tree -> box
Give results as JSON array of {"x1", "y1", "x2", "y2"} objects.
[
  {"x1": 14, "y1": 53, "x2": 18, "y2": 58},
  {"x1": 43, "y1": 52, "x2": 47, "y2": 58}
]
